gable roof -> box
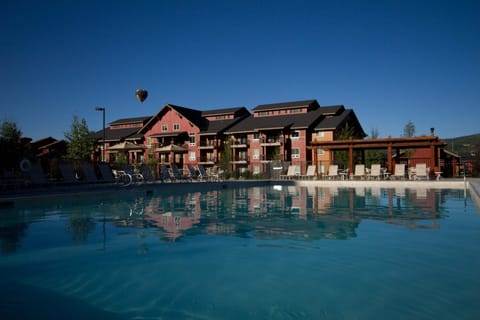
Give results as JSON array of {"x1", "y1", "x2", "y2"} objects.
[
  {"x1": 139, "y1": 104, "x2": 207, "y2": 133},
  {"x1": 252, "y1": 99, "x2": 320, "y2": 112},
  {"x1": 315, "y1": 108, "x2": 366, "y2": 137}
]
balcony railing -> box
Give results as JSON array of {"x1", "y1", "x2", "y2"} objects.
[
  {"x1": 198, "y1": 141, "x2": 216, "y2": 148},
  {"x1": 260, "y1": 137, "x2": 281, "y2": 145}
]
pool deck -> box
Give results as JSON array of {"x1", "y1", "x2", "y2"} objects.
[{"x1": 1, "y1": 178, "x2": 480, "y2": 209}]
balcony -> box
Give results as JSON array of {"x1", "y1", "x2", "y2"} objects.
[
  {"x1": 231, "y1": 138, "x2": 249, "y2": 148},
  {"x1": 231, "y1": 155, "x2": 249, "y2": 164},
  {"x1": 199, "y1": 156, "x2": 215, "y2": 164},
  {"x1": 198, "y1": 140, "x2": 216, "y2": 149},
  {"x1": 260, "y1": 137, "x2": 281, "y2": 146}
]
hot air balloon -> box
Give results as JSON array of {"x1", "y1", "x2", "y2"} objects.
[{"x1": 135, "y1": 89, "x2": 148, "y2": 103}]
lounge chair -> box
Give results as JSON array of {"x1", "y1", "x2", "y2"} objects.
[
  {"x1": 139, "y1": 164, "x2": 155, "y2": 181},
  {"x1": 119, "y1": 165, "x2": 144, "y2": 184},
  {"x1": 98, "y1": 163, "x2": 116, "y2": 183},
  {"x1": 171, "y1": 164, "x2": 190, "y2": 181},
  {"x1": 81, "y1": 163, "x2": 99, "y2": 183},
  {"x1": 300, "y1": 165, "x2": 316, "y2": 180},
  {"x1": 327, "y1": 165, "x2": 339, "y2": 180},
  {"x1": 160, "y1": 165, "x2": 174, "y2": 182},
  {"x1": 59, "y1": 163, "x2": 80, "y2": 184},
  {"x1": 392, "y1": 164, "x2": 406, "y2": 180},
  {"x1": 280, "y1": 165, "x2": 299, "y2": 180},
  {"x1": 187, "y1": 164, "x2": 199, "y2": 180},
  {"x1": 197, "y1": 164, "x2": 212, "y2": 181},
  {"x1": 354, "y1": 164, "x2": 366, "y2": 180},
  {"x1": 28, "y1": 162, "x2": 50, "y2": 186},
  {"x1": 369, "y1": 164, "x2": 382, "y2": 180},
  {"x1": 414, "y1": 163, "x2": 429, "y2": 180}
]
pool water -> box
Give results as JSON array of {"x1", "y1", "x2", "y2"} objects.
[{"x1": 1, "y1": 185, "x2": 479, "y2": 320}]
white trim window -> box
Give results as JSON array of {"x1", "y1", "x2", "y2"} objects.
[
  {"x1": 252, "y1": 148, "x2": 260, "y2": 160},
  {"x1": 291, "y1": 130, "x2": 300, "y2": 139},
  {"x1": 173, "y1": 123, "x2": 180, "y2": 131},
  {"x1": 292, "y1": 148, "x2": 300, "y2": 158},
  {"x1": 317, "y1": 148, "x2": 325, "y2": 156},
  {"x1": 189, "y1": 133, "x2": 196, "y2": 146},
  {"x1": 162, "y1": 124, "x2": 168, "y2": 132},
  {"x1": 189, "y1": 151, "x2": 196, "y2": 161},
  {"x1": 253, "y1": 132, "x2": 260, "y2": 140},
  {"x1": 316, "y1": 131, "x2": 325, "y2": 138},
  {"x1": 253, "y1": 165, "x2": 260, "y2": 175}
]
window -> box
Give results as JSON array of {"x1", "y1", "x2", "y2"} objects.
[
  {"x1": 317, "y1": 148, "x2": 325, "y2": 156},
  {"x1": 253, "y1": 132, "x2": 260, "y2": 140},
  {"x1": 252, "y1": 148, "x2": 260, "y2": 159},
  {"x1": 173, "y1": 123, "x2": 180, "y2": 131},
  {"x1": 189, "y1": 151, "x2": 196, "y2": 161},
  {"x1": 291, "y1": 131, "x2": 300, "y2": 139},
  {"x1": 189, "y1": 133, "x2": 196, "y2": 146},
  {"x1": 292, "y1": 148, "x2": 300, "y2": 158},
  {"x1": 162, "y1": 124, "x2": 168, "y2": 132},
  {"x1": 316, "y1": 131, "x2": 325, "y2": 138},
  {"x1": 253, "y1": 165, "x2": 260, "y2": 174}
]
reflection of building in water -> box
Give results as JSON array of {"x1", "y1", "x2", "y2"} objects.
[
  {"x1": 110, "y1": 186, "x2": 448, "y2": 242},
  {"x1": 143, "y1": 193, "x2": 202, "y2": 241}
]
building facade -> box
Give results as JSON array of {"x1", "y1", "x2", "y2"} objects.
[{"x1": 94, "y1": 99, "x2": 365, "y2": 177}]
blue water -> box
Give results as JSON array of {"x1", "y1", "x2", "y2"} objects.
[{"x1": 1, "y1": 185, "x2": 479, "y2": 320}]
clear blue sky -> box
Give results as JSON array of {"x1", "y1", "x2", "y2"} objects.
[{"x1": 2, "y1": 0, "x2": 479, "y2": 141}]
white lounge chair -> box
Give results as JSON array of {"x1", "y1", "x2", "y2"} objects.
[
  {"x1": 369, "y1": 164, "x2": 382, "y2": 180},
  {"x1": 300, "y1": 165, "x2": 316, "y2": 180},
  {"x1": 392, "y1": 164, "x2": 406, "y2": 180},
  {"x1": 414, "y1": 163, "x2": 429, "y2": 180},
  {"x1": 281, "y1": 165, "x2": 299, "y2": 180},
  {"x1": 327, "y1": 165, "x2": 339, "y2": 180},
  {"x1": 354, "y1": 164, "x2": 366, "y2": 180}
]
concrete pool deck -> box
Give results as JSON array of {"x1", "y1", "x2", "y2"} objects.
[{"x1": 1, "y1": 178, "x2": 480, "y2": 210}]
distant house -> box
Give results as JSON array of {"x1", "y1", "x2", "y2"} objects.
[{"x1": 31, "y1": 137, "x2": 67, "y2": 159}]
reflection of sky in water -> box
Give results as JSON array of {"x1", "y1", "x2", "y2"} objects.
[{"x1": 1, "y1": 186, "x2": 479, "y2": 319}]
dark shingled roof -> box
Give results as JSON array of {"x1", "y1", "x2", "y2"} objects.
[
  {"x1": 168, "y1": 104, "x2": 207, "y2": 129},
  {"x1": 95, "y1": 127, "x2": 140, "y2": 142},
  {"x1": 315, "y1": 108, "x2": 366, "y2": 137},
  {"x1": 200, "y1": 119, "x2": 243, "y2": 135},
  {"x1": 316, "y1": 109, "x2": 352, "y2": 130},
  {"x1": 201, "y1": 107, "x2": 249, "y2": 117},
  {"x1": 252, "y1": 99, "x2": 319, "y2": 112},
  {"x1": 225, "y1": 105, "x2": 346, "y2": 134},
  {"x1": 109, "y1": 116, "x2": 152, "y2": 126}
]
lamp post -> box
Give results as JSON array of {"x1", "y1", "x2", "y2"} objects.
[{"x1": 95, "y1": 107, "x2": 106, "y2": 162}]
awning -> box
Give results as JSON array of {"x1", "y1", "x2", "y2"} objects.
[
  {"x1": 149, "y1": 132, "x2": 187, "y2": 138},
  {"x1": 107, "y1": 141, "x2": 146, "y2": 151},
  {"x1": 155, "y1": 144, "x2": 188, "y2": 153}
]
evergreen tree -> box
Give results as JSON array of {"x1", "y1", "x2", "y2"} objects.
[
  {"x1": 64, "y1": 116, "x2": 95, "y2": 161},
  {"x1": 403, "y1": 120, "x2": 416, "y2": 137},
  {"x1": 0, "y1": 121, "x2": 28, "y2": 172}
]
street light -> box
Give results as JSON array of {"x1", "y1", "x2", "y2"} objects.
[{"x1": 95, "y1": 107, "x2": 106, "y2": 162}]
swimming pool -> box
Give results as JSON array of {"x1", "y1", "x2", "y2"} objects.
[{"x1": 1, "y1": 185, "x2": 479, "y2": 319}]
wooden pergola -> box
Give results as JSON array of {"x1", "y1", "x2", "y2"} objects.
[{"x1": 309, "y1": 135, "x2": 447, "y2": 174}]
